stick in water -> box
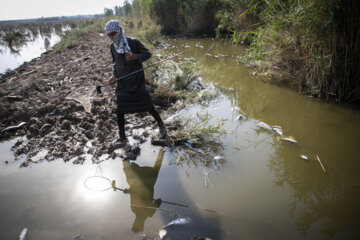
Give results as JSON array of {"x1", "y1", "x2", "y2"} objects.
[{"x1": 316, "y1": 155, "x2": 326, "y2": 173}]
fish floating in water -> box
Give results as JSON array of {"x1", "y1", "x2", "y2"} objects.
[
  {"x1": 162, "y1": 217, "x2": 191, "y2": 229},
  {"x1": 257, "y1": 122, "x2": 286, "y2": 136},
  {"x1": 1, "y1": 122, "x2": 26, "y2": 132},
  {"x1": 19, "y1": 228, "x2": 27, "y2": 240},
  {"x1": 280, "y1": 137, "x2": 298, "y2": 144},
  {"x1": 300, "y1": 155, "x2": 308, "y2": 160},
  {"x1": 272, "y1": 127, "x2": 283, "y2": 136},
  {"x1": 257, "y1": 121, "x2": 273, "y2": 131},
  {"x1": 159, "y1": 229, "x2": 167, "y2": 239},
  {"x1": 214, "y1": 155, "x2": 225, "y2": 161},
  {"x1": 236, "y1": 115, "x2": 245, "y2": 121},
  {"x1": 257, "y1": 121, "x2": 300, "y2": 145}
]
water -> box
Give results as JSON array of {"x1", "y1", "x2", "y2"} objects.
[
  {"x1": 1, "y1": 38, "x2": 360, "y2": 239},
  {"x1": 0, "y1": 27, "x2": 65, "y2": 74}
]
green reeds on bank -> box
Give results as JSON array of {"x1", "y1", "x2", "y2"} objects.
[{"x1": 241, "y1": 0, "x2": 360, "y2": 102}]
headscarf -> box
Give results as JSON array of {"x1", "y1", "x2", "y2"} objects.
[{"x1": 104, "y1": 20, "x2": 132, "y2": 54}]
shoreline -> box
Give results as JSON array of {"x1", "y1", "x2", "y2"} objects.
[{"x1": 0, "y1": 29, "x2": 178, "y2": 166}]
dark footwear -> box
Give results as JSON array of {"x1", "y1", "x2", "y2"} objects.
[
  {"x1": 118, "y1": 130, "x2": 126, "y2": 139},
  {"x1": 118, "y1": 136, "x2": 127, "y2": 141},
  {"x1": 159, "y1": 127, "x2": 167, "y2": 139},
  {"x1": 117, "y1": 130, "x2": 128, "y2": 143},
  {"x1": 116, "y1": 136, "x2": 128, "y2": 148}
]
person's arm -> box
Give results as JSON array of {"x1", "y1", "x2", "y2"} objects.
[
  {"x1": 109, "y1": 44, "x2": 117, "y2": 85},
  {"x1": 126, "y1": 39, "x2": 151, "y2": 62}
]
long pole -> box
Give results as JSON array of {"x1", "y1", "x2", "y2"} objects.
[{"x1": 96, "y1": 52, "x2": 183, "y2": 93}]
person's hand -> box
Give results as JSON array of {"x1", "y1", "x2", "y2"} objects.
[
  {"x1": 154, "y1": 198, "x2": 162, "y2": 206},
  {"x1": 125, "y1": 53, "x2": 138, "y2": 61},
  {"x1": 109, "y1": 75, "x2": 116, "y2": 85}
]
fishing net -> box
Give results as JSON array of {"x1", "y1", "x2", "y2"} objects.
[
  {"x1": 84, "y1": 165, "x2": 115, "y2": 191},
  {"x1": 66, "y1": 85, "x2": 95, "y2": 113}
]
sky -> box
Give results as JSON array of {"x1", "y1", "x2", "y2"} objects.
[{"x1": 0, "y1": 0, "x2": 124, "y2": 21}]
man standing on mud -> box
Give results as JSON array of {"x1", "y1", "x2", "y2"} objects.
[{"x1": 105, "y1": 20, "x2": 166, "y2": 141}]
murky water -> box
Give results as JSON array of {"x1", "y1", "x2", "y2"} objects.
[
  {"x1": 1, "y1": 38, "x2": 360, "y2": 240},
  {"x1": 0, "y1": 27, "x2": 66, "y2": 74}
]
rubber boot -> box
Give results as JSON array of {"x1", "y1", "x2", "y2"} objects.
[
  {"x1": 118, "y1": 130, "x2": 127, "y2": 141},
  {"x1": 159, "y1": 125, "x2": 167, "y2": 139}
]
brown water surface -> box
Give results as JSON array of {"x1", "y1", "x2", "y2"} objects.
[{"x1": 0, "y1": 38, "x2": 359, "y2": 239}]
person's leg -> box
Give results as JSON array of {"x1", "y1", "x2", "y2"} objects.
[
  {"x1": 148, "y1": 108, "x2": 164, "y2": 127},
  {"x1": 116, "y1": 111, "x2": 126, "y2": 140},
  {"x1": 148, "y1": 108, "x2": 167, "y2": 139}
]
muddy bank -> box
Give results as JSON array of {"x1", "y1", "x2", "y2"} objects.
[{"x1": 0, "y1": 30, "x2": 179, "y2": 166}]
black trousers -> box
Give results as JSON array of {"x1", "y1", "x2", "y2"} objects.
[{"x1": 116, "y1": 108, "x2": 164, "y2": 138}]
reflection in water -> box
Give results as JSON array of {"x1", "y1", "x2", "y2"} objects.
[
  {"x1": 1, "y1": 38, "x2": 359, "y2": 239},
  {"x1": 269, "y1": 143, "x2": 360, "y2": 239},
  {"x1": 123, "y1": 149, "x2": 164, "y2": 233},
  {"x1": 0, "y1": 30, "x2": 27, "y2": 54},
  {"x1": 0, "y1": 22, "x2": 72, "y2": 73},
  {"x1": 161, "y1": 38, "x2": 360, "y2": 238},
  {"x1": 0, "y1": 28, "x2": 56, "y2": 54}
]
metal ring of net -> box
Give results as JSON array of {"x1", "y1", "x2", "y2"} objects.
[{"x1": 83, "y1": 175, "x2": 113, "y2": 191}]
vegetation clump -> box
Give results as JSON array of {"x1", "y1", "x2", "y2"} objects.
[
  {"x1": 118, "y1": 0, "x2": 359, "y2": 103},
  {"x1": 171, "y1": 112, "x2": 226, "y2": 168},
  {"x1": 235, "y1": 0, "x2": 360, "y2": 102}
]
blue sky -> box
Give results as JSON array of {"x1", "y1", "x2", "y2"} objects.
[{"x1": 0, "y1": 0, "x2": 124, "y2": 20}]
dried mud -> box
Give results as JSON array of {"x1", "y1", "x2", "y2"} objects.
[{"x1": 0, "y1": 31, "x2": 177, "y2": 166}]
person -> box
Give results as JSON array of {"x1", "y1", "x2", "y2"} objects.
[{"x1": 104, "y1": 20, "x2": 166, "y2": 141}]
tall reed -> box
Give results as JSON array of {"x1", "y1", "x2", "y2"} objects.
[{"x1": 242, "y1": 0, "x2": 360, "y2": 102}]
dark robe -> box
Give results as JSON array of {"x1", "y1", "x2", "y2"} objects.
[{"x1": 110, "y1": 38, "x2": 154, "y2": 113}]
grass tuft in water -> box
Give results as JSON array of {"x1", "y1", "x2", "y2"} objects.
[
  {"x1": 174, "y1": 63, "x2": 198, "y2": 90},
  {"x1": 171, "y1": 112, "x2": 226, "y2": 168}
]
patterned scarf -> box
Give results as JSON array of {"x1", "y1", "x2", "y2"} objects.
[{"x1": 104, "y1": 20, "x2": 132, "y2": 54}]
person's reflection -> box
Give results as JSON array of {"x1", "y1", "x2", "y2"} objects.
[{"x1": 122, "y1": 149, "x2": 164, "y2": 233}]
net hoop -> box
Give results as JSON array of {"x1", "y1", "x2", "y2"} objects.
[{"x1": 83, "y1": 175, "x2": 113, "y2": 191}]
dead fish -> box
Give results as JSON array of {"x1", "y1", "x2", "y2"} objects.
[
  {"x1": 6, "y1": 95, "x2": 23, "y2": 100},
  {"x1": 19, "y1": 228, "x2": 27, "y2": 240},
  {"x1": 162, "y1": 217, "x2": 191, "y2": 228},
  {"x1": 300, "y1": 155, "x2": 308, "y2": 160},
  {"x1": 257, "y1": 121, "x2": 273, "y2": 131},
  {"x1": 40, "y1": 123, "x2": 52, "y2": 131},
  {"x1": 272, "y1": 127, "x2": 283, "y2": 136},
  {"x1": 236, "y1": 115, "x2": 245, "y2": 120},
  {"x1": 159, "y1": 229, "x2": 167, "y2": 239},
  {"x1": 214, "y1": 155, "x2": 225, "y2": 161},
  {"x1": 9, "y1": 76, "x2": 18, "y2": 83},
  {"x1": 281, "y1": 137, "x2": 298, "y2": 144},
  {"x1": 1, "y1": 122, "x2": 26, "y2": 132},
  {"x1": 22, "y1": 69, "x2": 37, "y2": 77}
]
